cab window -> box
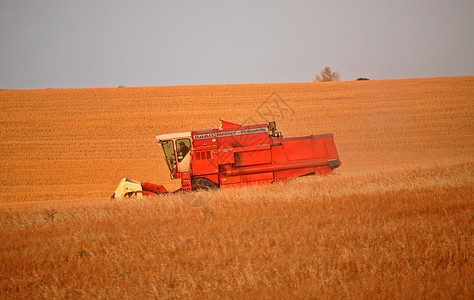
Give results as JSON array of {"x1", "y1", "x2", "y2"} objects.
[
  {"x1": 161, "y1": 140, "x2": 176, "y2": 171},
  {"x1": 176, "y1": 138, "x2": 191, "y2": 162}
]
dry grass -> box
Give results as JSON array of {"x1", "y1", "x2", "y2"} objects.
[
  {"x1": 0, "y1": 162, "x2": 472, "y2": 298},
  {"x1": 0, "y1": 76, "x2": 473, "y2": 298}
]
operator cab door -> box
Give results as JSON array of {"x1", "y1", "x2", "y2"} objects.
[{"x1": 176, "y1": 138, "x2": 191, "y2": 172}]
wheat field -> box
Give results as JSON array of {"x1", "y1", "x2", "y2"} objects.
[{"x1": 0, "y1": 77, "x2": 473, "y2": 298}]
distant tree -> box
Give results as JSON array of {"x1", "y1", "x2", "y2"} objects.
[
  {"x1": 313, "y1": 66, "x2": 340, "y2": 82},
  {"x1": 356, "y1": 77, "x2": 370, "y2": 81}
]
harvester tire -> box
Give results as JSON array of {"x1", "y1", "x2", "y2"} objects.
[{"x1": 191, "y1": 178, "x2": 218, "y2": 191}]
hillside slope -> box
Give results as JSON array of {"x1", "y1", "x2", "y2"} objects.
[{"x1": 0, "y1": 76, "x2": 472, "y2": 203}]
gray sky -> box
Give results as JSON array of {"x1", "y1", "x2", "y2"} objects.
[{"x1": 1, "y1": 0, "x2": 473, "y2": 89}]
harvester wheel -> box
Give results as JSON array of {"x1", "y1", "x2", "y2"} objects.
[{"x1": 191, "y1": 177, "x2": 218, "y2": 191}]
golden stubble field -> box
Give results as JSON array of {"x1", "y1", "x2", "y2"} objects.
[{"x1": 0, "y1": 76, "x2": 473, "y2": 298}]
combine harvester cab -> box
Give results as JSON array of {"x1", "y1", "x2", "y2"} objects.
[{"x1": 112, "y1": 120, "x2": 341, "y2": 198}]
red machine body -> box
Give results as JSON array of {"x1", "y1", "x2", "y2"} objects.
[{"x1": 187, "y1": 121, "x2": 340, "y2": 190}]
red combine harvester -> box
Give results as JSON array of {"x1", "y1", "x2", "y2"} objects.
[{"x1": 112, "y1": 120, "x2": 341, "y2": 198}]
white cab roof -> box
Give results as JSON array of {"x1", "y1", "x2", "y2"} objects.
[{"x1": 156, "y1": 132, "x2": 191, "y2": 142}]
